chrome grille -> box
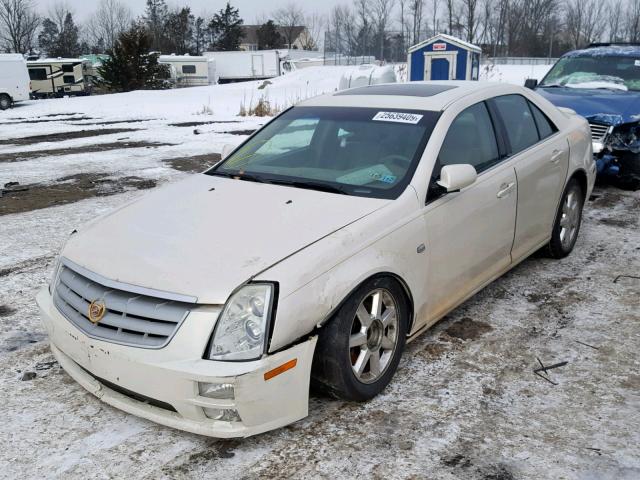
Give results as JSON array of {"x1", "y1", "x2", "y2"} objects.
[
  {"x1": 589, "y1": 123, "x2": 610, "y2": 142},
  {"x1": 53, "y1": 262, "x2": 196, "y2": 348}
]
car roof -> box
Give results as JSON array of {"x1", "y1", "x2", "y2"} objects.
[
  {"x1": 565, "y1": 44, "x2": 640, "y2": 58},
  {"x1": 299, "y1": 81, "x2": 522, "y2": 112}
]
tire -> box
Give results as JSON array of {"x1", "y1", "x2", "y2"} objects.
[
  {"x1": 312, "y1": 276, "x2": 409, "y2": 401},
  {"x1": 0, "y1": 94, "x2": 11, "y2": 110},
  {"x1": 547, "y1": 178, "x2": 585, "y2": 259}
]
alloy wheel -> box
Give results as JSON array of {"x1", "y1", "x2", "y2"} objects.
[
  {"x1": 349, "y1": 288, "x2": 399, "y2": 384},
  {"x1": 559, "y1": 189, "x2": 580, "y2": 250}
]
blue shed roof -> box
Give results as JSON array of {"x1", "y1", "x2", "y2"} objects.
[{"x1": 409, "y1": 34, "x2": 482, "y2": 54}]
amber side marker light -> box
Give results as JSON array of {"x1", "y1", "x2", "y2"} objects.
[{"x1": 264, "y1": 359, "x2": 297, "y2": 381}]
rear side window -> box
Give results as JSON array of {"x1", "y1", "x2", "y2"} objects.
[
  {"x1": 529, "y1": 101, "x2": 557, "y2": 139},
  {"x1": 438, "y1": 102, "x2": 500, "y2": 174},
  {"x1": 62, "y1": 64, "x2": 74, "y2": 72},
  {"x1": 182, "y1": 65, "x2": 196, "y2": 74},
  {"x1": 29, "y1": 68, "x2": 47, "y2": 80},
  {"x1": 63, "y1": 75, "x2": 75, "y2": 84},
  {"x1": 493, "y1": 95, "x2": 539, "y2": 154}
]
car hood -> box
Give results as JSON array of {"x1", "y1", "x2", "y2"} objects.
[
  {"x1": 537, "y1": 86, "x2": 640, "y2": 125},
  {"x1": 62, "y1": 174, "x2": 389, "y2": 304}
]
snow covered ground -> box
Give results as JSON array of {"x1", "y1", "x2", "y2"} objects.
[{"x1": 1, "y1": 64, "x2": 638, "y2": 480}]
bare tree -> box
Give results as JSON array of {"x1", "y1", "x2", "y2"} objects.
[
  {"x1": 86, "y1": 0, "x2": 132, "y2": 51},
  {"x1": 607, "y1": 0, "x2": 623, "y2": 42},
  {"x1": 372, "y1": 0, "x2": 395, "y2": 60},
  {"x1": 409, "y1": 0, "x2": 424, "y2": 44},
  {"x1": 0, "y1": 0, "x2": 39, "y2": 52},
  {"x1": 299, "y1": 12, "x2": 324, "y2": 50},
  {"x1": 461, "y1": 0, "x2": 478, "y2": 42},
  {"x1": 49, "y1": 1, "x2": 72, "y2": 32},
  {"x1": 627, "y1": 0, "x2": 640, "y2": 42},
  {"x1": 566, "y1": 0, "x2": 605, "y2": 48},
  {"x1": 273, "y1": 2, "x2": 304, "y2": 48},
  {"x1": 429, "y1": 0, "x2": 439, "y2": 35}
]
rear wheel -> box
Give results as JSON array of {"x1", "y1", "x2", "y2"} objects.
[
  {"x1": 547, "y1": 178, "x2": 584, "y2": 258},
  {"x1": 312, "y1": 277, "x2": 408, "y2": 401},
  {"x1": 0, "y1": 94, "x2": 11, "y2": 110}
]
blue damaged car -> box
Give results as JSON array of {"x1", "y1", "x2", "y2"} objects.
[{"x1": 525, "y1": 43, "x2": 640, "y2": 189}]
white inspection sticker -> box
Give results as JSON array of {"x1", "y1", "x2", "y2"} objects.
[
  {"x1": 635, "y1": 60, "x2": 640, "y2": 67},
  {"x1": 372, "y1": 111, "x2": 423, "y2": 124}
]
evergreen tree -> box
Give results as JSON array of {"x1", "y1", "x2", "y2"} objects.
[
  {"x1": 57, "y1": 13, "x2": 80, "y2": 57},
  {"x1": 257, "y1": 20, "x2": 282, "y2": 50},
  {"x1": 38, "y1": 18, "x2": 59, "y2": 55},
  {"x1": 99, "y1": 23, "x2": 171, "y2": 92},
  {"x1": 207, "y1": 3, "x2": 244, "y2": 51},
  {"x1": 194, "y1": 17, "x2": 206, "y2": 55},
  {"x1": 165, "y1": 7, "x2": 195, "y2": 54},
  {"x1": 143, "y1": 0, "x2": 168, "y2": 51}
]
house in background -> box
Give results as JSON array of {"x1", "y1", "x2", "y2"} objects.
[
  {"x1": 240, "y1": 25, "x2": 310, "y2": 51},
  {"x1": 408, "y1": 34, "x2": 482, "y2": 82}
]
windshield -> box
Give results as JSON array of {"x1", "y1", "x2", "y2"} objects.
[
  {"x1": 207, "y1": 106, "x2": 440, "y2": 199},
  {"x1": 540, "y1": 55, "x2": 640, "y2": 91}
]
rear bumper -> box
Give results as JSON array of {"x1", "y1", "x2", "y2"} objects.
[{"x1": 37, "y1": 287, "x2": 317, "y2": 438}]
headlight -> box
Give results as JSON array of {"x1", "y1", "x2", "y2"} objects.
[{"x1": 207, "y1": 284, "x2": 275, "y2": 361}]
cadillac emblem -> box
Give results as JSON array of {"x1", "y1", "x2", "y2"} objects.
[{"x1": 88, "y1": 300, "x2": 107, "y2": 324}]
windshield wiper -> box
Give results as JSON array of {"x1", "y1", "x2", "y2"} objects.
[
  {"x1": 207, "y1": 170, "x2": 269, "y2": 184},
  {"x1": 269, "y1": 179, "x2": 348, "y2": 195}
]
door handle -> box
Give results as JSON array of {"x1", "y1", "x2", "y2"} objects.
[
  {"x1": 550, "y1": 150, "x2": 564, "y2": 164},
  {"x1": 497, "y1": 182, "x2": 515, "y2": 198}
]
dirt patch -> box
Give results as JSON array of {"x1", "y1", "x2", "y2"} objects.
[
  {"x1": 68, "y1": 119, "x2": 158, "y2": 126},
  {"x1": 220, "y1": 129, "x2": 256, "y2": 136},
  {"x1": 599, "y1": 217, "x2": 635, "y2": 228},
  {"x1": 168, "y1": 120, "x2": 241, "y2": 127},
  {"x1": 0, "y1": 141, "x2": 174, "y2": 163},
  {"x1": 164, "y1": 153, "x2": 221, "y2": 173},
  {"x1": 0, "y1": 173, "x2": 156, "y2": 216},
  {"x1": 0, "y1": 128, "x2": 141, "y2": 146},
  {"x1": 0, "y1": 305, "x2": 16, "y2": 317},
  {"x1": 444, "y1": 318, "x2": 493, "y2": 341},
  {"x1": 0, "y1": 117, "x2": 93, "y2": 125}
]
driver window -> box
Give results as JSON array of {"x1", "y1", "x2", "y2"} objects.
[{"x1": 437, "y1": 102, "x2": 500, "y2": 176}]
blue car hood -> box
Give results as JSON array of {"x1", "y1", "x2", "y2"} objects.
[{"x1": 537, "y1": 87, "x2": 640, "y2": 125}]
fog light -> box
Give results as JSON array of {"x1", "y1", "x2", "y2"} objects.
[
  {"x1": 199, "y1": 382, "x2": 234, "y2": 400},
  {"x1": 203, "y1": 407, "x2": 241, "y2": 422}
]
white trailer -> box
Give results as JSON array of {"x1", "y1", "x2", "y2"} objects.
[
  {"x1": 0, "y1": 54, "x2": 30, "y2": 110},
  {"x1": 27, "y1": 59, "x2": 90, "y2": 99},
  {"x1": 158, "y1": 55, "x2": 214, "y2": 87},
  {"x1": 203, "y1": 50, "x2": 294, "y2": 83}
]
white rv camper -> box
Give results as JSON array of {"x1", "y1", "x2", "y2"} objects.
[
  {"x1": 27, "y1": 59, "x2": 90, "y2": 98},
  {"x1": 158, "y1": 55, "x2": 214, "y2": 87},
  {"x1": 0, "y1": 54, "x2": 30, "y2": 110},
  {"x1": 204, "y1": 50, "x2": 293, "y2": 83}
]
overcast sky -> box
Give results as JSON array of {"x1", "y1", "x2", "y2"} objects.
[{"x1": 36, "y1": 0, "x2": 345, "y2": 22}]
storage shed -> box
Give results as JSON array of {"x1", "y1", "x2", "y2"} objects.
[{"x1": 408, "y1": 34, "x2": 481, "y2": 82}]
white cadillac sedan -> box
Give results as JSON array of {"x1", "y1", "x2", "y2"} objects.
[{"x1": 37, "y1": 82, "x2": 595, "y2": 438}]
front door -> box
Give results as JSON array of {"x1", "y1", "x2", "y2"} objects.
[
  {"x1": 430, "y1": 58, "x2": 450, "y2": 80},
  {"x1": 420, "y1": 101, "x2": 517, "y2": 326}
]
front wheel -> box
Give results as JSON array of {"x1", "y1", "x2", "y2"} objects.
[
  {"x1": 547, "y1": 178, "x2": 585, "y2": 258},
  {"x1": 0, "y1": 94, "x2": 11, "y2": 110},
  {"x1": 312, "y1": 277, "x2": 408, "y2": 401}
]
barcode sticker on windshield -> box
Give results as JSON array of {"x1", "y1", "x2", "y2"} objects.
[
  {"x1": 372, "y1": 111, "x2": 423, "y2": 124},
  {"x1": 635, "y1": 60, "x2": 640, "y2": 67}
]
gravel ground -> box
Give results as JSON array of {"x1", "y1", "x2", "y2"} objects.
[{"x1": 1, "y1": 103, "x2": 639, "y2": 479}]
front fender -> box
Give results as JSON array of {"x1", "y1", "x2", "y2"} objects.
[{"x1": 257, "y1": 189, "x2": 427, "y2": 352}]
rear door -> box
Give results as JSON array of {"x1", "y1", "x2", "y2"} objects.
[
  {"x1": 490, "y1": 95, "x2": 569, "y2": 260},
  {"x1": 420, "y1": 101, "x2": 517, "y2": 325}
]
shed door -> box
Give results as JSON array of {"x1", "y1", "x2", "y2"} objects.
[{"x1": 430, "y1": 58, "x2": 450, "y2": 80}]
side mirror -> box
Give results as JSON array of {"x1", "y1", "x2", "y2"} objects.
[
  {"x1": 221, "y1": 143, "x2": 235, "y2": 159},
  {"x1": 524, "y1": 78, "x2": 538, "y2": 89},
  {"x1": 437, "y1": 164, "x2": 477, "y2": 192}
]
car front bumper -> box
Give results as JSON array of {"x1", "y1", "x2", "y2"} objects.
[{"x1": 37, "y1": 287, "x2": 317, "y2": 438}]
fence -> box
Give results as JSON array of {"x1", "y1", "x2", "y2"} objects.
[{"x1": 484, "y1": 57, "x2": 559, "y2": 65}]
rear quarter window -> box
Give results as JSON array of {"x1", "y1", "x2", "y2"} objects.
[{"x1": 529, "y1": 101, "x2": 557, "y2": 139}]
